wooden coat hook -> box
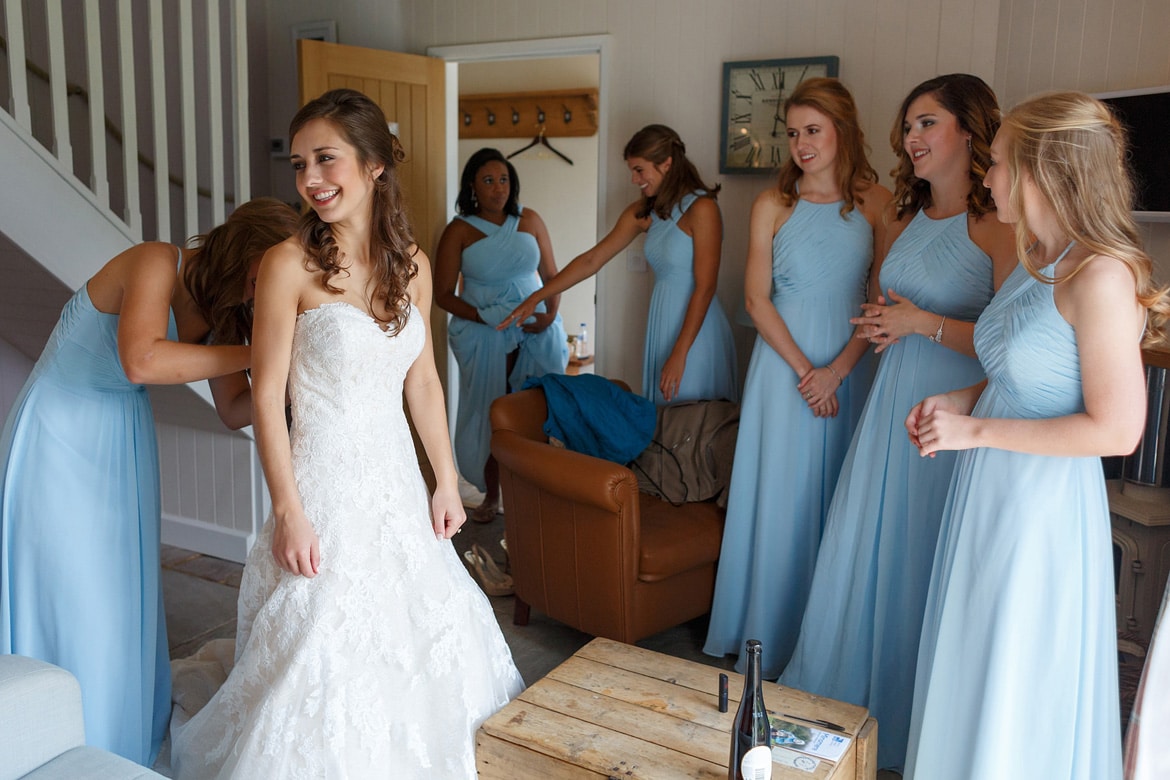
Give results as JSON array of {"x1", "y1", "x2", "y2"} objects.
[{"x1": 458, "y1": 88, "x2": 598, "y2": 139}]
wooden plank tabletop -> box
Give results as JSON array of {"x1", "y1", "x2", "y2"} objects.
[{"x1": 477, "y1": 637, "x2": 872, "y2": 779}]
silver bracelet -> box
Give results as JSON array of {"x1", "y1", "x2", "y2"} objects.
[
  {"x1": 825, "y1": 364, "x2": 843, "y2": 386},
  {"x1": 928, "y1": 315, "x2": 946, "y2": 344}
]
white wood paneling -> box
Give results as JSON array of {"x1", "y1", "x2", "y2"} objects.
[{"x1": 158, "y1": 420, "x2": 259, "y2": 563}]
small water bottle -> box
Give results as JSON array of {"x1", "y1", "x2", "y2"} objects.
[{"x1": 576, "y1": 323, "x2": 590, "y2": 359}]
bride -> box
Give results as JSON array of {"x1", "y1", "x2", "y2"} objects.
[{"x1": 170, "y1": 88, "x2": 524, "y2": 778}]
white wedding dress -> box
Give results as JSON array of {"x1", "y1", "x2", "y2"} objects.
[{"x1": 170, "y1": 302, "x2": 524, "y2": 779}]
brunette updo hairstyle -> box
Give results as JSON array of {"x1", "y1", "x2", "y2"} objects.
[
  {"x1": 456, "y1": 148, "x2": 521, "y2": 217},
  {"x1": 889, "y1": 73, "x2": 1000, "y2": 220},
  {"x1": 775, "y1": 77, "x2": 879, "y2": 216},
  {"x1": 184, "y1": 197, "x2": 298, "y2": 345},
  {"x1": 289, "y1": 88, "x2": 418, "y2": 334},
  {"x1": 623, "y1": 124, "x2": 720, "y2": 220}
]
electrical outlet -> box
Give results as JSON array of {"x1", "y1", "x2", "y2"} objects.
[
  {"x1": 269, "y1": 137, "x2": 288, "y2": 158},
  {"x1": 627, "y1": 249, "x2": 648, "y2": 273}
]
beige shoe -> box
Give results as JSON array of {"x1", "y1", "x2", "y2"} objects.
[{"x1": 463, "y1": 544, "x2": 513, "y2": 596}]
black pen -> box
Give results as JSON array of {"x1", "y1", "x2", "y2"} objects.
[
  {"x1": 718, "y1": 673, "x2": 729, "y2": 712},
  {"x1": 779, "y1": 712, "x2": 847, "y2": 733}
]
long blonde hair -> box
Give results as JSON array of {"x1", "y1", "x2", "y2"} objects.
[
  {"x1": 776, "y1": 77, "x2": 878, "y2": 216},
  {"x1": 1000, "y1": 91, "x2": 1170, "y2": 348}
]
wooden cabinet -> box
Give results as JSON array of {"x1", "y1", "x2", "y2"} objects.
[{"x1": 1110, "y1": 480, "x2": 1170, "y2": 648}]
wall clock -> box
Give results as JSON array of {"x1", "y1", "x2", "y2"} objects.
[{"x1": 719, "y1": 56, "x2": 839, "y2": 174}]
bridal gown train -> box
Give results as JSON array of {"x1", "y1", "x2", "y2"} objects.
[{"x1": 171, "y1": 302, "x2": 524, "y2": 779}]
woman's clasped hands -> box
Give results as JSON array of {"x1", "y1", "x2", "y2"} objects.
[{"x1": 851, "y1": 289, "x2": 924, "y2": 352}]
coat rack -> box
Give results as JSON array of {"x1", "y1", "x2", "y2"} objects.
[{"x1": 458, "y1": 88, "x2": 599, "y2": 139}]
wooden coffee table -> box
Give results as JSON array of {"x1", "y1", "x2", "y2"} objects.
[{"x1": 477, "y1": 637, "x2": 877, "y2": 779}]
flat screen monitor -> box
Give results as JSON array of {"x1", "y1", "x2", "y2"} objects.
[{"x1": 1095, "y1": 85, "x2": 1170, "y2": 222}]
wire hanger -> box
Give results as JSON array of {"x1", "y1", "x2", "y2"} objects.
[{"x1": 507, "y1": 107, "x2": 573, "y2": 165}]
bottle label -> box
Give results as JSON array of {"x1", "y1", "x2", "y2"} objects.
[{"x1": 740, "y1": 745, "x2": 772, "y2": 780}]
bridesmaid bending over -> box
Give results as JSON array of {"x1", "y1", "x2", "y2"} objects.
[
  {"x1": 501, "y1": 124, "x2": 738, "y2": 405},
  {"x1": 704, "y1": 77, "x2": 890, "y2": 677},
  {"x1": 435, "y1": 148, "x2": 567, "y2": 522},
  {"x1": 904, "y1": 90, "x2": 1169, "y2": 780},
  {"x1": 0, "y1": 198, "x2": 297, "y2": 764},
  {"x1": 779, "y1": 73, "x2": 1016, "y2": 773}
]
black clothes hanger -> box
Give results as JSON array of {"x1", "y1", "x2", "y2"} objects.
[{"x1": 507, "y1": 107, "x2": 574, "y2": 165}]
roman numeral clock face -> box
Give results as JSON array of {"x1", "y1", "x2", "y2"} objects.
[{"x1": 719, "y1": 56, "x2": 839, "y2": 174}]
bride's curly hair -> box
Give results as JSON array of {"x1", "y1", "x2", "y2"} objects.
[{"x1": 289, "y1": 88, "x2": 418, "y2": 334}]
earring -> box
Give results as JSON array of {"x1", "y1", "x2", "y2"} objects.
[
  {"x1": 471, "y1": 191, "x2": 478, "y2": 208},
  {"x1": 967, "y1": 137, "x2": 972, "y2": 152}
]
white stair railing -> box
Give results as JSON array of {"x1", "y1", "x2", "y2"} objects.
[{"x1": 1, "y1": 0, "x2": 250, "y2": 245}]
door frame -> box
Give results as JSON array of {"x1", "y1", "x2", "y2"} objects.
[{"x1": 426, "y1": 35, "x2": 614, "y2": 432}]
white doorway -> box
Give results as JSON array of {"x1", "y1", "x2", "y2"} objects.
[{"x1": 428, "y1": 36, "x2": 612, "y2": 495}]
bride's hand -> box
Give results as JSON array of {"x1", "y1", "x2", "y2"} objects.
[
  {"x1": 432, "y1": 485, "x2": 467, "y2": 540},
  {"x1": 272, "y1": 510, "x2": 320, "y2": 578}
]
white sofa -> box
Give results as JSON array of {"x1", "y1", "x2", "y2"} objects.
[{"x1": 0, "y1": 654, "x2": 164, "y2": 779}]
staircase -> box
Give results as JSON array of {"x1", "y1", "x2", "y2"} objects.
[{"x1": 0, "y1": 0, "x2": 265, "y2": 562}]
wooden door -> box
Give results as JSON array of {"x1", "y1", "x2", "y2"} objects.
[{"x1": 297, "y1": 39, "x2": 450, "y2": 387}]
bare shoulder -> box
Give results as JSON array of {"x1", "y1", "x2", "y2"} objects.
[
  {"x1": 88, "y1": 241, "x2": 181, "y2": 311},
  {"x1": 258, "y1": 236, "x2": 315, "y2": 292},
  {"x1": 883, "y1": 205, "x2": 914, "y2": 251},
  {"x1": 518, "y1": 206, "x2": 547, "y2": 231},
  {"x1": 968, "y1": 212, "x2": 1018, "y2": 287},
  {"x1": 408, "y1": 245, "x2": 433, "y2": 301},
  {"x1": 619, "y1": 199, "x2": 652, "y2": 230},
  {"x1": 751, "y1": 187, "x2": 792, "y2": 233},
  {"x1": 440, "y1": 215, "x2": 479, "y2": 244},
  {"x1": 686, "y1": 193, "x2": 721, "y2": 218},
  {"x1": 118, "y1": 241, "x2": 182, "y2": 277},
  {"x1": 855, "y1": 183, "x2": 893, "y2": 226},
  {"x1": 1057, "y1": 251, "x2": 1143, "y2": 329},
  {"x1": 967, "y1": 211, "x2": 1014, "y2": 255}
]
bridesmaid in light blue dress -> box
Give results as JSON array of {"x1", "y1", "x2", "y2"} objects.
[
  {"x1": 436, "y1": 149, "x2": 567, "y2": 520},
  {"x1": 0, "y1": 199, "x2": 297, "y2": 765},
  {"x1": 503, "y1": 125, "x2": 738, "y2": 406},
  {"x1": 779, "y1": 75, "x2": 1017, "y2": 772},
  {"x1": 703, "y1": 78, "x2": 890, "y2": 678},
  {"x1": 904, "y1": 91, "x2": 1166, "y2": 780}
]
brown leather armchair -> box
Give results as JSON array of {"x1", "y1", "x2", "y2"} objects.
[{"x1": 489, "y1": 383, "x2": 725, "y2": 644}]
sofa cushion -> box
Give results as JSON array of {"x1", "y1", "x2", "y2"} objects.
[
  {"x1": 23, "y1": 746, "x2": 165, "y2": 779},
  {"x1": 637, "y1": 494, "x2": 724, "y2": 582}
]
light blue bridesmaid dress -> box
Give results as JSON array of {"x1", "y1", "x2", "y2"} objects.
[
  {"x1": 0, "y1": 277, "x2": 177, "y2": 765},
  {"x1": 703, "y1": 198, "x2": 874, "y2": 678},
  {"x1": 642, "y1": 191, "x2": 738, "y2": 406},
  {"x1": 906, "y1": 256, "x2": 1121, "y2": 780},
  {"x1": 780, "y1": 209, "x2": 994, "y2": 771},
  {"x1": 447, "y1": 208, "x2": 568, "y2": 492}
]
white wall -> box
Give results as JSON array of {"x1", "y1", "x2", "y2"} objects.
[
  {"x1": 261, "y1": 0, "x2": 1170, "y2": 391},
  {"x1": 992, "y1": 0, "x2": 1170, "y2": 277}
]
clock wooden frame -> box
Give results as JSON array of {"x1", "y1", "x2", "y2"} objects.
[{"x1": 719, "y1": 55, "x2": 839, "y2": 174}]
